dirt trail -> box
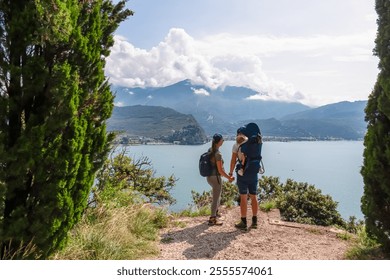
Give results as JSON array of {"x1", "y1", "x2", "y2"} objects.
[{"x1": 151, "y1": 207, "x2": 350, "y2": 260}]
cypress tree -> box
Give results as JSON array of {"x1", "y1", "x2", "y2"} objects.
[
  {"x1": 0, "y1": 0, "x2": 132, "y2": 258},
  {"x1": 361, "y1": 0, "x2": 390, "y2": 252}
]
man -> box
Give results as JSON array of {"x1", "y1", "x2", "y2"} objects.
[{"x1": 229, "y1": 124, "x2": 262, "y2": 231}]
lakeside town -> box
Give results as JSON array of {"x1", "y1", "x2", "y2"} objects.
[{"x1": 113, "y1": 133, "x2": 355, "y2": 145}]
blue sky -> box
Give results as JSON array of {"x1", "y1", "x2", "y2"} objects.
[{"x1": 106, "y1": 0, "x2": 378, "y2": 106}]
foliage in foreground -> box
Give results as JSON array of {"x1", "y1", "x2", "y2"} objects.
[
  {"x1": 93, "y1": 149, "x2": 177, "y2": 207},
  {"x1": 55, "y1": 150, "x2": 389, "y2": 260},
  {"x1": 190, "y1": 176, "x2": 345, "y2": 228},
  {"x1": 360, "y1": 0, "x2": 390, "y2": 253},
  {"x1": 53, "y1": 152, "x2": 172, "y2": 260},
  {"x1": 188, "y1": 181, "x2": 238, "y2": 215},
  {"x1": 258, "y1": 176, "x2": 345, "y2": 227},
  {"x1": 52, "y1": 204, "x2": 168, "y2": 260},
  {"x1": 0, "y1": 1, "x2": 132, "y2": 259},
  {"x1": 345, "y1": 224, "x2": 388, "y2": 260}
]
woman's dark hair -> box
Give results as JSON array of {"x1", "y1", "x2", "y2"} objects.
[
  {"x1": 210, "y1": 133, "x2": 222, "y2": 163},
  {"x1": 212, "y1": 133, "x2": 223, "y2": 143}
]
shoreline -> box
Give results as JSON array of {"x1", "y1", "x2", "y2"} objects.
[{"x1": 113, "y1": 138, "x2": 364, "y2": 146}]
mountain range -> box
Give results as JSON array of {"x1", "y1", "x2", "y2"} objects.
[{"x1": 110, "y1": 80, "x2": 368, "y2": 141}]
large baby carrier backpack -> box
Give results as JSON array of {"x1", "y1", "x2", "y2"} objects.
[{"x1": 237, "y1": 122, "x2": 263, "y2": 175}]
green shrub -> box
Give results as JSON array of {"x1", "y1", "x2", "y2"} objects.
[
  {"x1": 190, "y1": 181, "x2": 239, "y2": 211},
  {"x1": 345, "y1": 224, "x2": 388, "y2": 260},
  {"x1": 344, "y1": 216, "x2": 364, "y2": 234},
  {"x1": 93, "y1": 150, "x2": 176, "y2": 207},
  {"x1": 179, "y1": 206, "x2": 211, "y2": 218},
  {"x1": 259, "y1": 200, "x2": 277, "y2": 212},
  {"x1": 258, "y1": 176, "x2": 345, "y2": 227}
]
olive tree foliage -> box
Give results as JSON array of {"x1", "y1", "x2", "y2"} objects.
[
  {"x1": 361, "y1": 0, "x2": 390, "y2": 252},
  {"x1": 93, "y1": 149, "x2": 177, "y2": 208},
  {"x1": 0, "y1": 0, "x2": 132, "y2": 259}
]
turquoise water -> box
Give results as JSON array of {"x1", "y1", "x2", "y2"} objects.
[{"x1": 124, "y1": 141, "x2": 364, "y2": 220}]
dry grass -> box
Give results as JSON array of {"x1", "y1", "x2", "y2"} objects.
[
  {"x1": 0, "y1": 240, "x2": 42, "y2": 260},
  {"x1": 52, "y1": 204, "x2": 168, "y2": 260}
]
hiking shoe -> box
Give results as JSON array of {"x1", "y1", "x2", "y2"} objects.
[
  {"x1": 235, "y1": 220, "x2": 248, "y2": 231},
  {"x1": 250, "y1": 223, "x2": 258, "y2": 229},
  {"x1": 250, "y1": 216, "x2": 258, "y2": 229},
  {"x1": 208, "y1": 217, "x2": 223, "y2": 226}
]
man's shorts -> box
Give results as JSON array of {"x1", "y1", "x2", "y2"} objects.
[{"x1": 237, "y1": 174, "x2": 258, "y2": 195}]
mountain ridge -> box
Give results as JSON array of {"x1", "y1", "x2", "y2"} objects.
[
  {"x1": 108, "y1": 105, "x2": 207, "y2": 145},
  {"x1": 110, "y1": 80, "x2": 367, "y2": 140}
]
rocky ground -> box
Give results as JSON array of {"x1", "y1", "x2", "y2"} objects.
[{"x1": 150, "y1": 206, "x2": 351, "y2": 260}]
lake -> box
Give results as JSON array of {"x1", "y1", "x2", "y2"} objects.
[{"x1": 123, "y1": 141, "x2": 364, "y2": 220}]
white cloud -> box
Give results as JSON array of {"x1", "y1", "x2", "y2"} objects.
[
  {"x1": 106, "y1": 29, "x2": 303, "y2": 103},
  {"x1": 196, "y1": 31, "x2": 375, "y2": 57},
  {"x1": 333, "y1": 47, "x2": 375, "y2": 62},
  {"x1": 106, "y1": 28, "x2": 378, "y2": 106},
  {"x1": 365, "y1": 13, "x2": 378, "y2": 22},
  {"x1": 191, "y1": 87, "x2": 210, "y2": 96}
]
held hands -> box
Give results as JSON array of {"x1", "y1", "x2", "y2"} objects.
[
  {"x1": 226, "y1": 172, "x2": 235, "y2": 182},
  {"x1": 224, "y1": 171, "x2": 234, "y2": 182}
]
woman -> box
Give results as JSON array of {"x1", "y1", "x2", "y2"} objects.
[{"x1": 207, "y1": 133, "x2": 234, "y2": 226}]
